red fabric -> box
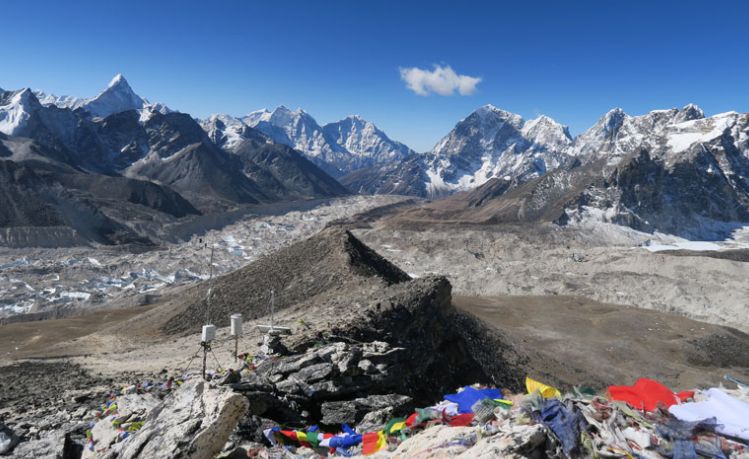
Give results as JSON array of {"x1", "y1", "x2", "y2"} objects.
[
  {"x1": 677, "y1": 390, "x2": 695, "y2": 402},
  {"x1": 405, "y1": 412, "x2": 418, "y2": 427},
  {"x1": 361, "y1": 432, "x2": 383, "y2": 455},
  {"x1": 608, "y1": 378, "x2": 680, "y2": 411},
  {"x1": 448, "y1": 413, "x2": 474, "y2": 427}
]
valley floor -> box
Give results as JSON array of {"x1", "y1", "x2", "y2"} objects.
[
  {"x1": 454, "y1": 295, "x2": 749, "y2": 389},
  {"x1": 0, "y1": 195, "x2": 409, "y2": 320},
  {"x1": 3, "y1": 197, "x2": 749, "y2": 458},
  {"x1": 352, "y1": 224, "x2": 749, "y2": 333}
]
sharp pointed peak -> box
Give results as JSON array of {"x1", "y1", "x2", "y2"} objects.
[
  {"x1": 598, "y1": 107, "x2": 628, "y2": 124},
  {"x1": 11, "y1": 88, "x2": 38, "y2": 105},
  {"x1": 605, "y1": 107, "x2": 627, "y2": 116},
  {"x1": 107, "y1": 73, "x2": 130, "y2": 89},
  {"x1": 680, "y1": 103, "x2": 704, "y2": 119}
]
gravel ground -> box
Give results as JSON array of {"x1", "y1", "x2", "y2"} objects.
[{"x1": 352, "y1": 224, "x2": 749, "y2": 332}]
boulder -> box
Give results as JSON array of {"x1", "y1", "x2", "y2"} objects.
[
  {"x1": 104, "y1": 380, "x2": 248, "y2": 459},
  {"x1": 82, "y1": 393, "x2": 161, "y2": 458},
  {"x1": 254, "y1": 341, "x2": 405, "y2": 403},
  {"x1": 321, "y1": 394, "x2": 413, "y2": 426},
  {"x1": 378, "y1": 422, "x2": 546, "y2": 458},
  {"x1": 0, "y1": 423, "x2": 19, "y2": 455},
  {"x1": 387, "y1": 425, "x2": 477, "y2": 457},
  {"x1": 465, "y1": 423, "x2": 547, "y2": 458}
]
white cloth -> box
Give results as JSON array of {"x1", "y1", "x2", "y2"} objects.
[
  {"x1": 432, "y1": 400, "x2": 460, "y2": 417},
  {"x1": 669, "y1": 388, "x2": 749, "y2": 440}
]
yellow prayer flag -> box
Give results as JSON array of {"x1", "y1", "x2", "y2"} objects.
[
  {"x1": 389, "y1": 421, "x2": 406, "y2": 433},
  {"x1": 526, "y1": 376, "x2": 561, "y2": 399}
]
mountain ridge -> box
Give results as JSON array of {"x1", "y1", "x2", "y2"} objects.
[{"x1": 0, "y1": 75, "x2": 352, "y2": 247}]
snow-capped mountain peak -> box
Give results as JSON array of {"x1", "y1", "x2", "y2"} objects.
[
  {"x1": 241, "y1": 105, "x2": 349, "y2": 175},
  {"x1": 107, "y1": 73, "x2": 127, "y2": 88},
  {"x1": 323, "y1": 115, "x2": 413, "y2": 164},
  {"x1": 32, "y1": 74, "x2": 159, "y2": 119},
  {"x1": 521, "y1": 114, "x2": 573, "y2": 150},
  {"x1": 424, "y1": 105, "x2": 574, "y2": 197},
  {"x1": 573, "y1": 103, "x2": 724, "y2": 163},
  {"x1": 10, "y1": 88, "x2": 37, "y2": 106},
  {"x1": 674, "y1": 103, "x2": 705, "y2": 123},
  {"x1": 600, "y1": 108, "x2": 628, "y2": 135},
  {"x1": 83, "y1": 74, "x2": 145, "y2": 118},
  {"x1": 238, "y1": 106, "x2": 417, "y2": 174},
  {"x1": 471, "y1": 104, "x2": 523, "y2": 124},
  {"x1": 0, "y1": 88, "x2": 40, "y2": 136},
  {"x1": 242, "y1": 108, "x2": 271, "y2": 126},
  {"x1": 200, "y1": 113, "x2": 267, "y2": 150}
]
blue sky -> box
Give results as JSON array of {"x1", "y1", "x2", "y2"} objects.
[{"x1": 2, "y1": 0, "x2": 748, "y2": 151}]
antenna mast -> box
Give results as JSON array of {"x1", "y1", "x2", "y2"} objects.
[{"x1": 205, "y1": 242, "x2": 215, "y2": 325}]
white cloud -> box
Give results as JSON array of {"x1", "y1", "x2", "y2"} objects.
[{"x1": 399, "y1": 65, "x2": 481, "y2": 96}]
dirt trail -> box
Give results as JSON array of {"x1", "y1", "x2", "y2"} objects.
[{"x1": 454, "y1": 295, "x2": 749, "y2": 390}]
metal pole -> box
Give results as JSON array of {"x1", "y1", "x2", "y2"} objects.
[
  {"x1": 206, "y1": 245, "x2": 215, "y2": 325},
  {"x1": 235, "y1": 336, "x2": 239, "y2": 364},
  {"x1": 201, "y1": 342, "x2": 208, "y2": 380},
  {"x1": 270, "y1": 289, "x2": 275, "y2": 329}
]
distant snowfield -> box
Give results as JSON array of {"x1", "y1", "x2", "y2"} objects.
[
  {"x1": 644, "y1": 241, "x2": 722, "y2": 252},
  {"x1": 643, "y1": 225, "x2": 749, "y2": 252},
  {"x1": 564, "y1": 205, "x2": 749, "y2": 251}
]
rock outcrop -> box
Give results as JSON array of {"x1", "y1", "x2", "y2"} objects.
[
  {"x1": 321, "y1": 394, "x2": 413, "y2": 427},
  {"x1": 99, "y1": 380, "x2": 248, "y2": 459}
]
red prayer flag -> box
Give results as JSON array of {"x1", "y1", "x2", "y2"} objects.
[
  {"x1": 448, "y1": 413, "x2": 474, "y2": 427},
  {"x1": 608, "y1": 378, "x2": 681, "y2": 411}
]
